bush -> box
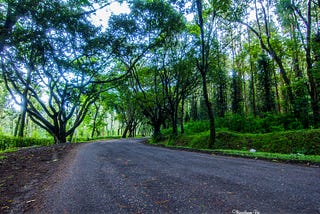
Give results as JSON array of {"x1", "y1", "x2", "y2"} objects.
[
  {"x1": 214, "y1": 113, "x2": 304, "y2": 134},
  {"x1": 165, "y1": 114, "x2": 306, "y2": 138},
  {"x1": 183, "y1": 120, "x2": 210, "y2": 134},
  {"x1": 169, "y1": 129, "x2": 320, "y2": 155},
  {"x1": 190, "y1": 132, "x2": 210, "y2": 149},
  {"x1": 0, "y1": 135, "x2": 54, "y2": 151}
]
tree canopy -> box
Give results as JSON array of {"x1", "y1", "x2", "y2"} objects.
[{"x1": 0, "y1": 0, "x2": 319, "y2": 144}]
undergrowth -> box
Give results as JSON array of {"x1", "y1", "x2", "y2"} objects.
[
  {"x1": 0, "y1": 135, "x2": 121, "y2": 151},
  {"x1": 161, "y1": 129, "x2": 320, "y2": 155},
  {"x1": 0, "y1": 136, "x2": 54, "y2": 151}
]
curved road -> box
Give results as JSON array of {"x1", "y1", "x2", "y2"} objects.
[{"x1": 40, "y1": 138, "x2": 319, "y2": 213}]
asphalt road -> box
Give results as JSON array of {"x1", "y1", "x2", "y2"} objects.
[{"x1": 40, "y1": 138, "x2": 320, "y2": 213}]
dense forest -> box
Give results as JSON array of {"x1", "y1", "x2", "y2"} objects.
[{"x1": 0, "y1": 0, "x2": 319, "y2": 151}]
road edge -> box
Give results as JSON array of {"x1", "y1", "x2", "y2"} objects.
[{"x1": 141, "y1": 139, "x2": 320, "y2": 167}]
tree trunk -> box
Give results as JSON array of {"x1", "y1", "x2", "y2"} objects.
[
  {"x1": 54, "y1": 133, "x2": 67, "y2": 144},
  {"x1": 91, "y1": 104, "x2": 100, "y2": 138},
  {"x1": 248, "y1": 30, "x2": 257, "y2": 117},
  {"x1": 54, "y1": 124, "x2": 67, "y2": 144},
  {"x1": 201, "y1": 74, "x2": 216, "y2": 148},
  {"x1": 305, "y1": 0, "x2": 319, "y2": 127},
  {"x1": 128, "y1": 121, "x2": 136, "y2": 138},
  {"x1": 171, "y1": 109, "x2": 178, "y2": 136},
  {"x1": 153, "y1": 122, "x2": 162, "y2": 142},
  {"x1": 191, "y1": 95, "x2": 198, "y2": 121},
  {"x1": 273, "y1": 68, "x2": 281, "y2": 113},
  {"x1": 122, "y1": 125, "x2": 129, "y2": 138},
  {"x1": 250, "y1": 63, "x2": 257, "y2": 116},
  {"x1": 180, "y1": 96, "x2": 185, "y2": 134},
  {"x1": 68, "y1": 130, "x2": 75, "y2": 142},
  {"x1": 18, "y1": 69, "x2": 31, "y2": 137},
  {"x1": 14, "y1": 114, "x2": 21, "y2": 137},
  {"x1": 196, "y1": 0, "x2": 216, "y2": 148},
  {"x1": 18, "y1": 108, "x2": 26, "y2": 137}
]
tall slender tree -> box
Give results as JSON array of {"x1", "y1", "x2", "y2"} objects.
[
  {"x1": 194, "y1": 0, "x2": 216, "y2": 147},
  {"x1": 256, "y1": 53, "x2": 276, "y2": 114}
]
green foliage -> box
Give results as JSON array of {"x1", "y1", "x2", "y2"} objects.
[
  {"x1": 256, "y1": 53, "x2": 276, "y2": 113},
  {"x1": 0, "y1": 148, "x2": 17, "y2": 154},
  {"x1": 1, "y1": 0, "x2": 103, "y2": 144},
  {"x1": 180, "y1": 114, "x2": 305, "y2": 136},
  {"x1": 183, "y1": 129, "x2": 320, "y2": 155},
  {"x1": 165, "y1": 119, "x2": 320, "y2": 154},
  {"x1": 215, "y1": 113, "x2": 303, "y2": 133},
  {"x1": 72, "y1": 136, "x2": 121, "y2": 143},
  {"x1": 212, "y1": 149, "x2": 320, "y2": 163},
  {"x1": 0, "y1": 0, "x2": 319, "y2": 147},
  {"x1": 230, "y1": 70, "x2": 243, "y2": 115},
  {"x1": 0, "y1": 135, "x2": 54, "y2": 151},
  {"x1": 213, "y1": 67, "x2": 228, "y2": 117},
  {"x1": 0, "y1": 135, "x2": 123, "y2": 151},
  {"x1": 183, "y1": 120, "x2": 210, "y2": 134},
  {"x1": 189, "y1": 131, "x2": 210, "y2": 149}
]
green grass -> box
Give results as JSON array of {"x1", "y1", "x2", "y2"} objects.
[
  {"x1": 0, "y1": 135, "x2": 54, "y2": 151},
  {"x1": 164, "y1": 129, "x2": 320, "y2": 155},
  {"x1": 211, "y1": 149, "x2": 320, "y2": 163},
  {"x1": 151, "y1": 141, "x2": 320, "y2": 164},
  {"x1": 72, "y1": 136, "x2": 122, "y2": 143},
  {"x1": 0, "y1": 148, "x2": 18, "y2": 154},
  {"x1": 0, "y1": 148, "x2": 18, "y2": 160},
  {"x1": 0, "y1": 134, "x2": 123, "y2": 152}
]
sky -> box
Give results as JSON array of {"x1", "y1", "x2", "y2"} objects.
[
  {"x1": 89, "y1": 1, "x2": 195, "y2": 29},
  {"x1": 90, "y1": 2, "x2": 130, "y2": 30}
]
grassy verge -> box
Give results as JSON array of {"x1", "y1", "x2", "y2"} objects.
[
  {"x1": 150, "y1": 138, "x2": 320, "y2": 165},
  {"x1": 0, "y1": 136, "x2": 54, "y2": 151},
  {"x1": 0, "y1": 135, "x2": 122, "y2": 152},
  {"x1": 71, "y1": 136, "x2": 122, "y2": 143},
  {"x1": 0, "y1": 148, "x2": 18, "y2": 160},
  {"x1": 0, "y1": 148, "x2": 18, "y2": 154},
  {"x1": 165, "y1": 129, "x2": 320, "y2": 155},
  {"x1": 212, "y1": 149, "x2": 320, "y2": 164}
]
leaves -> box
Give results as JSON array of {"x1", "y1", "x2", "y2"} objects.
[{"x1": 0, "y1": 0, "x2": 320, "y2": 142}]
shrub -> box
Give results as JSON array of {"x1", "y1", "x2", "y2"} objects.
[
  {"x1": 214, "y1": 113, "x2": 305, "y2": 134},
  {"x1": 0, "y1": 135, "x2": 54, "y2": 151},
  {"x1": 183, "y1": 120, "x2": 210, "y2": 134},
  {"x1": 190, "y1": 132, "x2": 210, "y2": 149},
  {"x1": 168, "y1": 129, "x2": 320, "y2": 155}
]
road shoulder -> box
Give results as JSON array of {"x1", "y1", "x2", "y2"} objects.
[{"x1": 0, "y1": 143, "x2": 83, "y2": 213}]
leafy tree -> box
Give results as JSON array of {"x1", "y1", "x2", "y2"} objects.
[
  {"x1": 129, "y1": 65, "x2": 168, "y2": 140},
  {"x1": 0, "y1": 77, "x2": 9, "y2": 126},
  {"x1": 158, "y1": 35, "x2": 200, "y2": 135},
  {"x1": 256, "y1": 53, "x2": 276, "y2": 114},
  {"x1": 230, "y1": 70, "x2": 243, "y2": 115},
  {"x1": 106, "y1": 0, "x2": 185, "y2": 140},
  {"x1": 189, "y1": 95, "x2": 200, "y2": 121},
  {"x1": 193, "y1": 0, "x2": 231, "y2": 147},
  {"x1": 277, "y1": 0, "x2": 320, "y2": 127},
  {"x1": 0, "y1": 0, "x2": 103, "y2": 143},
  {"x1": 237, "y1": 0, "x2": 295, "y2": 112},
  {"x1": 214, "y1": 67, "x2": 228, "y2": 117},
  {"x1": 112, "y1": 83, "x2": 144, "y2": 138}
]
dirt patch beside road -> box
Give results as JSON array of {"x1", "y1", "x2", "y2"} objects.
[{"x1": 0, "y1": 143, "x2": 81, "y2": 213}]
